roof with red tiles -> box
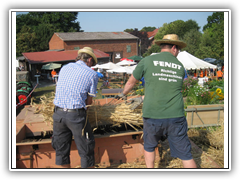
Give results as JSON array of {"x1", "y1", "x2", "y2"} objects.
[
  {"x1": 147, "y1": 28, "x2": 159, "y2": 40},
  {"x1": 23, "y1": 49, "x2": 109, "y2": 64}
]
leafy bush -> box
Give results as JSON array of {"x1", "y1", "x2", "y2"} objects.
[
  {"x1": 186, "y1": 84, "x2": 212, "y2": 105},
  {"x1": 204, "y1": 79, "x2": 224, "y2": 91},
  {"x1": 182, "y1": 77, "x2": 198, "y2": 97}
]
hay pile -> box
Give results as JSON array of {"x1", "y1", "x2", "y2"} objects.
[
  {"x1": 87, "y1": 100, "x2": 143, "y2": 129},
  {"x1": 31, "y1": 93, "x2": 144, "y2": 129},
  {"x1": 187, "y1": 118, "x2": 224, "y2": 167},
  {"x1": 31, "y1": 93, "x2": 55, "y2": 127}
]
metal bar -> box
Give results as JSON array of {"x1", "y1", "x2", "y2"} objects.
[
  {"x1": 191, "y1": 111, "x2": 194, "y2": 126},
  {"x1": 218, "y1": 109, "x2": 220, "y2": 124},
  {"x1": 188, "y1": 123, "x2": 221, "y2": 128},
  {"x1": 195, "y1": 112, "x2": 205, "y2": 125},
  {"x1": 185, "y1": 106, "x2": 224, "y2": 112},
  {"x1": 186, "y1": 105, "x2": 224, "y2": 128}
]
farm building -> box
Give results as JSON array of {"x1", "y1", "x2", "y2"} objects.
[{"x1": 49, "y1": 32, "x2": 140, "y2": 63}]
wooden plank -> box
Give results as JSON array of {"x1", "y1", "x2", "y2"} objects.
[
  {"x1": 16, "y1": 125, "x2": 26, "y2": 143},
  {"x1": 23, "y1": 107, "x2": 45, "y2": 124}
]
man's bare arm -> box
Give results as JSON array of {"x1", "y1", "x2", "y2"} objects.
[{"x1": 122, "y1": 75, "x2": 138, "y2": 95}]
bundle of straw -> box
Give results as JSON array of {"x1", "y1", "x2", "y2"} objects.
[
  {"x1": 31, "y1": 92, "x2": 55, "y2": 126},
  {"x1": 87, "y1": 100, "x2": 143, "y2": 129},
  {"x1": 31, "y1": 93, "x2": 144, "y2": 130}
]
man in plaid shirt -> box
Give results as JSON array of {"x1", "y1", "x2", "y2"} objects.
[{"x1": 52, "y1": 47, "x2": 98, "y2": 168}]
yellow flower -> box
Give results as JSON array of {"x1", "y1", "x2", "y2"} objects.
[{"x1": 216, "y1": 88, "x2": 222, "y2": 94}]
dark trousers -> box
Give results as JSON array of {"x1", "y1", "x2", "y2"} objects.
[{"x1": 51, "y1": 108, "x2": 95, "y2": 168}]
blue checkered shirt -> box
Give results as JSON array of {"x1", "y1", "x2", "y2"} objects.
[{"x1": 54, "y1": 60, "x2": 98, "y2": 109}]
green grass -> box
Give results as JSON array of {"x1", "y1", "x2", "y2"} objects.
[{"x1": 32, "y1": 85, "x2": 56, "y2": 104}]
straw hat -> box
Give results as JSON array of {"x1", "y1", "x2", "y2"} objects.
[
  {"x1": 154, "y1": 34, "x2": 187, "y2": 49},
  {"x1": 78, "y1": 47, "x2": 97, "y2": 64}
]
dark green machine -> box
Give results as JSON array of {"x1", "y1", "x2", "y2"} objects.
[
  {"x1": 16, "y1": 81, "x2": 33, "y2": 107},
  {"x1": 16, "y1": 71, "x2": 35, "y2": 107}
]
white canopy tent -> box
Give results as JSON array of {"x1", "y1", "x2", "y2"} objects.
[
  {"x1": 96, "y1": 62, "x2": 121, "y2": 70},
  {"x1": 177, "y1": 51, "x2": 217, "y2": 70},
  {"x1": 107, "y1": 66, "x2": 135, "y2": 74},
  {"x1": 116, "y1": 60, "x2": 137, "y2": 66}
]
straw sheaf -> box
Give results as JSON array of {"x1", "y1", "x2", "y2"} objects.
[{"x1": 87, "y1": 100, "x2": 143, "y2": 129}]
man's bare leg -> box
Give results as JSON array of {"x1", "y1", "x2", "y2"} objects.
[
  {"x1": 144, "y1": 150, "x2": 155, "y2": 168},
  {"x1": 182, "y1": 159, "x2": 197, "y2": 168}
]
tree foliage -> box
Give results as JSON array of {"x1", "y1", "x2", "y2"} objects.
[
  {"x1": 196, "y1": 12, "x2": 224, "y2": 60},
  {"x1": 144, "y1": 19, "x2": 201, "y2": 57},
  {"x1": 16, "y1": 12, "x2": 81, "y2": 57},
  {"x1": 154, "y1": 19, "x2": 200, "y2": 40},
  {"x1": 140, "y1": 26, "x2": 156, "y2": 32},
  {"x1": 182, "y1": 29, "x2": 202, "y2": 56},
  {"x1": 203, "y1": 12, "x2": 224, "y2": 31},
  {"x1": 144, "y1": 14, "x2": 224, "y2": 62}
]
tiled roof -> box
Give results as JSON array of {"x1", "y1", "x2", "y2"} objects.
[
  {"x1": 23, "y1": 49, "x2": 109, "y2": 64},
  {"x1": 55, "y1": 32, "x2": 139, "y2": 41},
  {"x1": 147, "y1": 28, "x2": 159, "y2": 40}
]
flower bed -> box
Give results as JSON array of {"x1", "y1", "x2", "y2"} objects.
[{"x1": 183, "y1": 77, "x2": 224, "y2": 106}]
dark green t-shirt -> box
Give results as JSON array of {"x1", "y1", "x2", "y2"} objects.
[{"x1": 132, "y1": 52, "x2": 185, "y2": 119}]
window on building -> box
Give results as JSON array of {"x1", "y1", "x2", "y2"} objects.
[{"x1": 127, "y1": 45, "x2": 131, "y2": 53}]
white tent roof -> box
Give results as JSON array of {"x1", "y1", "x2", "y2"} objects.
[
  {"x1": 91, "y1": 64, "x2": 100, "y2": 69},
  {"x1": 116, "y1": 60, "x2": 137, "y2": 66},
  {"x1": 96, "y1": 62, "x2": 121, "y2": 70},
  {"x1": 107, "y1": 66, "x2": 136, "y2": 74},
  {"x1": 177, "y1": 51, "x2": 217, "y2": 70}
]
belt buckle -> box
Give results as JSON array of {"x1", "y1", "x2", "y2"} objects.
[{"x1": 63, "y1": 108, "x2": 68, "y2": 112}]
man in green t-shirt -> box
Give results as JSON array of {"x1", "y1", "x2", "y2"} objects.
[{"x1": 115, "y1": 34, "x2": 197, "y2": 168}]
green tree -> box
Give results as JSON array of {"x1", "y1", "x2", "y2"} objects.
[
  {"x1": 196, "y1": 12, "x2": 224, "y2": 60},
  {"x1": 142, "y1": 44, "x2": 160, "y2": 57},
  {"x1": 140, "y1": 26, "x2": 156, "y2": 32},
  {"x1": 16, "y1": 12, "x2": 81, "y2": 57},
  {"x1": 124, "y1": 28, "x2": 135, "y2": 33},
  {"x1": 182, "y1": 29, "x2": 202, "y2": 56},
  {"x1": 145, "y1": 19, "x2": 200, "y2": 58},
  {"x1": 34, "y1": 23, "x2": 56, "y2": 50},
  {"x1": 203, "y1": 12, "x2": 223, "y2": 31},
  {"x1": 129, "y1": 28, "x2": 151, "y2": 56},
  {"x1": 154, "y1": 19, "x2": 200, "y2": 41},
  {"x1": 16, "y1": 25, "x2": 38, "y2": 55}
]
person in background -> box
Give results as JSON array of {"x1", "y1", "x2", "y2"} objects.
[
  {"x1": 217, "y1": 69, "x2": 223, "y2": 80},
  {"x1": 194, "y1": 70, "x2": 197, "y2": 77},
  {"x1": 51, "y1": 69, "x2": 57, "y2": 83},
  {"x1": 200, "y1": 69, "x2": 203, "y2": 78},
  {"x1": 184, "y1": 69, "x2": 188, "y2": 79},
  {"x1": 204, "y1": 69, "x2": 208, "y2": 77}
]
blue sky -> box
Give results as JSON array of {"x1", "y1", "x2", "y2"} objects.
[
  {"x1": 16, "y1": 10, "x2": 214, "y2": 33},
  {"x1": 77, "y1": 11, "x2": 214, "y2": 32}
]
